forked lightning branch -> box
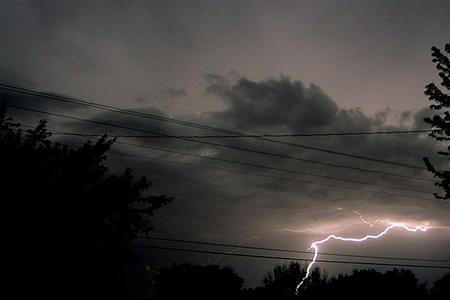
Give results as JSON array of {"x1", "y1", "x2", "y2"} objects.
[{"x1": 295, "y1": 216, "x2": 430, "y2": 294}]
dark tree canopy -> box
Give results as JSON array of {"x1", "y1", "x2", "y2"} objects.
[
  {"x1": 430, "y1": 273, "x2": 450, "y2": 299},
  {"x1": 1, "y1": 106, "x2": 171, "y2": 298},
  {"x1": 247, "y1": 262, "x2": 436, "y2": 300},
  {"x1": 154, "y1": 263, "x2": 244, "y2": 300},
  {"x1": 423, "y1": 43, "x2": 450, "y2": 200},
  {"x1": 257, "y1": 262, "x2": 327, "y2": 299},
  {"x1": 325, "y1": 268, "x2": 428, "y2": 299}
]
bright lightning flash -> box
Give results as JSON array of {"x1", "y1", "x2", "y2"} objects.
[{"x1": 295, "y1": 220, "x2": 429, "y2": 294}]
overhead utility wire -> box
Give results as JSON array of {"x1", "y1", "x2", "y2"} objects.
[
  {"x1": 46, "y1": 130, "x2": 433, "y2": 138},
  {"x1": 44, "y1": 129, "x2": 436, "y2": 183},
  {"x1": 10, "y1": 124, "x2": 445, "y2": 265},
  {"x1": 112, "y1": 141, "x2": 432, "y2": 197},
  {"x1": 142, "y1": 236, "x2": 450, "y2": 264},
  {"x1": 6, "y1": 105, "x2": 432, "y2": 195},
  {"x1": 113, "y1": 153, "x2": 430, "y2": 202},
  {"x1": 40, "y1": 131, "x2": 433, "y2": 200},
  {"x1": 17, "y1": 123, "x2": 427, "y2": 201},
  {"x1": 133, "y1": 244, "x2": 450, "y2": 269},
  {"x1": 107, "y1": 149, "x2": 429, "y2": 201},
  {"x1": 14, "y1": 124, "x2": 366, "y2": 192},
  {"x1": 0, "y1": 83, "x2": 425, "y2": 170},
  {"x1": 16, "y1": 123, "x2": 431, "y2": 201},
  {"x1": 27, "y1": 127, "x2": 435, "y2": 182},
  {"x1": 6, "y1": 104, "x2": 433, "y2": 184}
]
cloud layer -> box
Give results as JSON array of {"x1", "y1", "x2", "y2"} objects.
[{"x1": 1, "y1": 0, "x2": 449, "y2": 285}]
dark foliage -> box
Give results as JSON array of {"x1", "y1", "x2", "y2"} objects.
[
  {"x1": 1, "y1": 105, "x2": 172, "y2": 298},
  {"x1": 154, "y1": 263, "x2": 244, "y2": 300},
  {"x1": 244, "y1": 262, "x2": 448, "y2": 300},
  {"x1": 260, "y1": 262, "x2": 326, "y2": 299},
  {"x1": 423, "y1": 43, "x2": 450, "y2": 200},
  {"x1": 324, "y1": 268, "x2": 428, "y2": 299},
  {"x1": 430, "y1": 273, "x2": 450, "y2": 299},
  {"x1": 152, "y1": 261, "x2": 449, "y2": 300},
  {"x1": 262, "y1": 261, "x2": 307, "y2": 298}
]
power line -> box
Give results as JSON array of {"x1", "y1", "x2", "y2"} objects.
[
  {"x1": 17, "y1": 122, "x2": 428, "y2": 202},
  {"x1": 16, "y1": 123, "x2": 431, "y2": 201},
  {"x1": 112, "y1": 141, "x2": 432, "y2": 197},
  {"x1": 108, "y1": 150, "x2": 431, "y2": 201},
  {"x1": 46, "y1": 130, "x2": 433, "y2": 138},
  {"x1": 7, "y1": 106, "x2": 433, "y2": 195},
  {"x1": 109, "y1": 151, "x2": 357, "y2": 191},
  {"x1": 49, "y1": 133, "x2": 436, "y2": 200},
  {"x1": 8, "y1": 124, "x2": 446, "y2": 268},
  {"x1": 110, "y1": 142, "x2": 432, "y2": 196},
  {"x1": 6, "y1": 104, "x2": 434, "y2": 185},
  {"x1": 133, "y1": 244, "x2": 450, "y2": 269},
  {"x1": 15, "y1": 122, "x2": 433, "y2": 200},
  {"x1": 13, "y1": 124, "x2": 366, "y2": 192},
  {"x1": 142, "y1": 236, "x2": 449, "y2": 264},
  {"x1": 0, "y1": 83, "x2": 426, "y2": 170},
  {"x1": 26, "y1": 127, "x2": 435, "y2": 183}
]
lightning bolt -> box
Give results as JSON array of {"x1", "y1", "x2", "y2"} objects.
[
  {"x1": 278, "y1": 210, "x2": 390, "y2": 235},
  {"x1": 295, "y1": 221, "x2": 430, "y2": 294},
  {"x1": 353, "y1": 210, "x2": 386, "y2": 228}
]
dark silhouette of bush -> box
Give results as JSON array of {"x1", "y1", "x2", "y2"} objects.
[
  {"x1": 1, "y1": 105, "x2": 172, "y2": 298},
  {"x1": 154, "y1": 263, "x2": 244, "y2": 300}
]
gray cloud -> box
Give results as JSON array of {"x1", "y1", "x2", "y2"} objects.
[
  {"x1": 1, "y1": 0, "x2": 449, "y2": 285},
  {"x1": 3, "y1": 73, "x2": 449, "y2": 286},
  {"x1": 1, "y1": 0, "x2": 449, "y2": 116},
  {"x1": 207, "y1": 75, "x2": 338, "y2": 130},
  {"x1": 9, "y1": 74, "x2": 444, "y2": 232},
  {"x1": 135, "y1": 88, "x2": 187, "y2": 103},
  {"x1": 160, "y1": 88, "x2": 187, "y2": 98},
  {"x1": 4, "y1": 73, "x2": 448, "y2": 230}
]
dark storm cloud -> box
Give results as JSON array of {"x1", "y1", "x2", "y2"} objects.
[
  {"x1": 206, "y1": 74, "x2": 338, "y2": 130},
  {"x1": 4, "y1": 73, "x2": 448, "y2": 239},
  {"x1": 1, "y1": 0, "x2": 449, "y2": 285},
  {"x1": 45, "y1": 74, "x2": 446, "y2": 241},
  {"x1": 200, "y1": 74, "x2": 442, "y2": 168},
  {"x1": 186, "y1": 75, "x2": 447, "y2": 219},
  {"x1": 1, "y1": 0, "x2": 449, "y2": 116},
  {"x1": 3, "y1": 71, "x2": 449, "y2": 285}
]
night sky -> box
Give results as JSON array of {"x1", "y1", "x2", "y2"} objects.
[{"x1": 1, "y1": 0, "x2": 449, "y2": 287}]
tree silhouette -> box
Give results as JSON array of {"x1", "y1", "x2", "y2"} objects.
[
  {"x1": 325, "y1": 268, "x2": 427, "y2": 299},
  {"x1": 241, "y1": 262, "x2": 434, "y2": 299},
  {"x1": 255, "y1": 261, "x2": 326, "y2": 299},
  {"x1": 262, "y1": 261, "x2": 305, "y2": 298},
  {"x1": 430, "y1": 273, "x2": 450, "y2": 299},
  {"x1": 423, "y1": 43, "x2": 450, "y2": 200},
  {"x1": 1, "y1": 105, "x2": 172, "y2": 298},
  {"x1": 154, "y1": 263, "x2": 244, "y2": 300}
]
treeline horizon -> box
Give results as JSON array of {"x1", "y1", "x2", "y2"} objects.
[{"x1": 151, "y1": 261, "x2": 449, "y2": 299}]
